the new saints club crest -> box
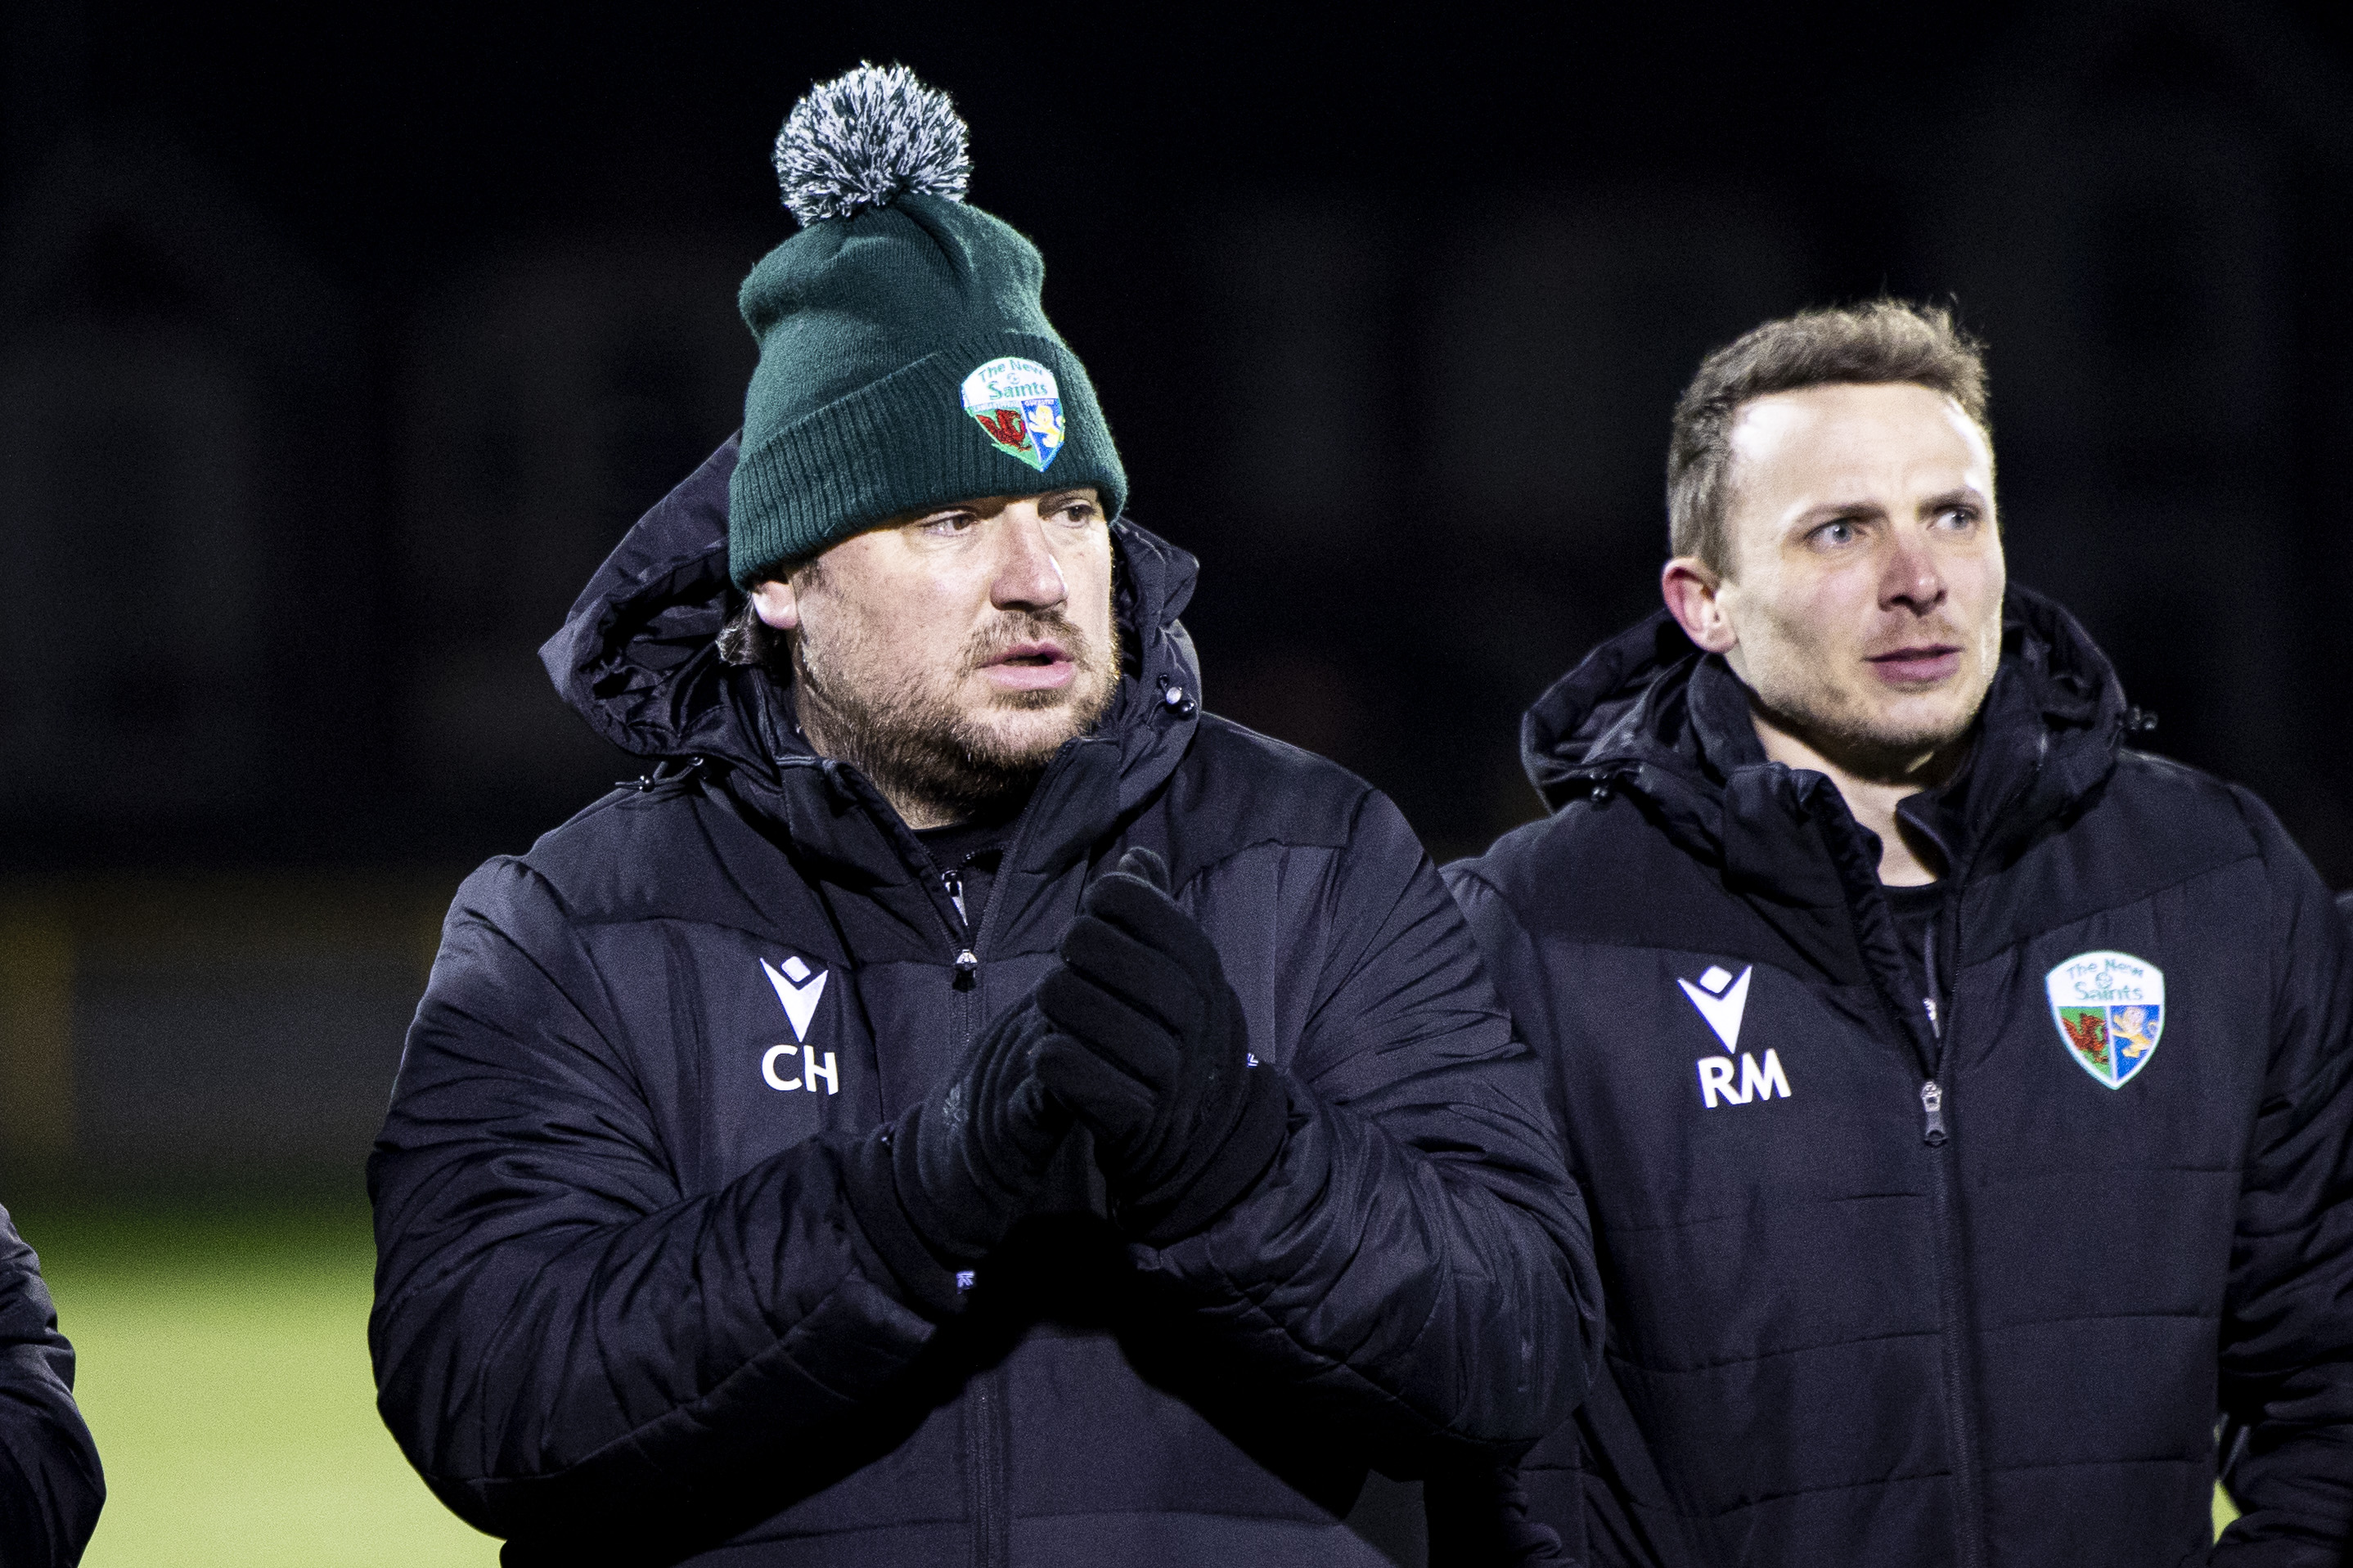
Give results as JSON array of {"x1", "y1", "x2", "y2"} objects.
[
  {"x1": 2045, "y1": 950, "x2": 2165, "y2": 1089},
  {"x1": 961, "y1": 356, "x2": 1066, "y2": 472}
]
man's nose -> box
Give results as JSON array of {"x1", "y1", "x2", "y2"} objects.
[
  {"x1": 990, "y1": 510, "x2": 1069, "y2": 611},
  {"x1": 1883, "y1": 529, "x2": 1946, "y2": 613}
]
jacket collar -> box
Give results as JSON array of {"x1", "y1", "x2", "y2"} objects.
[
  {"x1": 538, "y1": 435, "x2": 1204, "y2": 910},
  {"x1": 1522, "y1": 584, "x2": 2129, "y2": 887}
]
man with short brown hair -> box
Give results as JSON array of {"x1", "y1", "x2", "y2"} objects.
[
  {"x1": 1451, "y1": 299, "x2": 2353, "y2": 1566},
  {"x1": 1666, "y1": 299, "x2": 1990, "y2": 573}
]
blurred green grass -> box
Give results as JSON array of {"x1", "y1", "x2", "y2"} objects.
[
  {"x1": 10, "y1": 1198, "x2": 2249, "y2": 1561},
  {"x1": 24, "y1": 1202, "x2": 494, "y2": 1568}
]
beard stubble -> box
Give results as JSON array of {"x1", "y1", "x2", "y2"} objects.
[
  {"x1": 793, "y1": 607, "x2": 1123, "y2": 823},
  {"x1": 1742, "y1": 610, "x2": 1997, "y2": 785}
]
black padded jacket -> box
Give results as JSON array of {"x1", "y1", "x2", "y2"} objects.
[
  {"x1": 1448, "y1": 594, "x2": 2353, "y2": 1568},
  {"x1": 368, "y1": 438, "x2": 1601, "y2": 1566},
  {"x1": 0, "y1": 1203, "x2": 102, "y2": 1567}
]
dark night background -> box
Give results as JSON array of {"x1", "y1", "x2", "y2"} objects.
[{"x1": 5, "y1": 0, "x2": 2353, "y2": 1192}]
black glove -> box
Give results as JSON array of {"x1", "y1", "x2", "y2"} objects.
[
  {"x1": 844, "y1": 1000, "x2": 1069, "y2": 1314},
  {"x1": 1035, "y1": 847, "x2": 1289, "y2": 1242},
  {"x1": 1425, "y1": 1460, "x2": 1568, "y2": 1566}
]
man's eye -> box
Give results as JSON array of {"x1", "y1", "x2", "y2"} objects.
[
  {"x1": 1814, "y1": 520, "x2": 1856, "y2": 546},
  {"x1": 923, "y1": 514, "x2": 978, "y2": 534},
  {"x1": 1937, "y1": 507, "x2": 1977, "y2": 530}
]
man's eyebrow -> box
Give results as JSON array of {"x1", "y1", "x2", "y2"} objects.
[
  {"x1": 1791, "y1": 499, "x2": 1888, "y2": 525},
  {"x1": 889, "y1": 497, "x2": 1010, "y2": 523},
  {"x1": 1919, "y1": 486, "x2": 1987, "y2": 514}
]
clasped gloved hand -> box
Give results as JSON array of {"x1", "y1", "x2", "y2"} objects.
[
  {"x1": 1424, "y1": 1460, "x2": 1568, "y2": 1566},
  {"x1": 1036, "y1": 847, "x2": 1289, "y2": 1242},
  {"x1": 845, "y1": 1000, "x2": 1070, "y2": 1314}
]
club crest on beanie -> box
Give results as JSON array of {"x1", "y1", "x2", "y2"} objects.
[{"x1": 727, "y1": 63, "x2": 1127, "y2": 587}]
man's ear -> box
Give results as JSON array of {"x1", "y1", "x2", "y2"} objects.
[
  {"x1": 749, "y1": 577, "x2": 800, "y2": 632},
  {"x1": 1661, "y1": 557, "x2": 1737, "y2": 654}
]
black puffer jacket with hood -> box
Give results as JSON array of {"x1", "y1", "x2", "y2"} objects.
[
  {"x1": 369, "y1": 438, "x2": 1599, "y2": 1566},
  {"x1": 1446, "y1": 593, "x2": 2353, "y2": 1568}
]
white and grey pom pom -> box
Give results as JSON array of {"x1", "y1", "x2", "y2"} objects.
[{"x1": 773, "y1": 62, "x2": 970, "y2": 227}]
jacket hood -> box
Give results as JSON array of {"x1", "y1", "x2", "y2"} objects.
[
  {"x1": 540, "y1": 434, "x2": 1206, "y2": 810},
  {"x1": 1521, "y1": 585, "x2": 2128, "y2": 874}
]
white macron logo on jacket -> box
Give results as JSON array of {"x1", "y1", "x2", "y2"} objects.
[
  {"x1": 761, "y1": 955, "x2": 839, "y2": 1094},
  {"x1": 1679, "y1": 964, "x2": 1790, "y2": 1107}
]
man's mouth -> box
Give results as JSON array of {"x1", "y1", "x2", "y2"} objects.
[
  {"x1": 1866, "y1": 644, "x2": 1963, "y2": 685},
  {"x1": 979, "y1": 640, "x2": 1078, "y2": 692}
]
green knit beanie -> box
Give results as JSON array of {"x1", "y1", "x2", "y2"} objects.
[{"x1": 727, "y1": 64, "x2": 1127, "y2": 586}]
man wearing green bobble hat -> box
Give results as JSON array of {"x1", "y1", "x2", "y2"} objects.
[{"x1": 370, "y1": 63, "x2": 1596, "y2": 1566}]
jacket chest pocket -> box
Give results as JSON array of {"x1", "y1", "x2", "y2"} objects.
[
  {"x1": 1965, "y1": 925, "x2": 2267, "y2": 1178},
  {"x1": 656, "y1": 933, "x2": 881, "y2": 1186},
  {"x1": 1577, "y1": 962, "x2": 1937, "y2": 1377}
]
